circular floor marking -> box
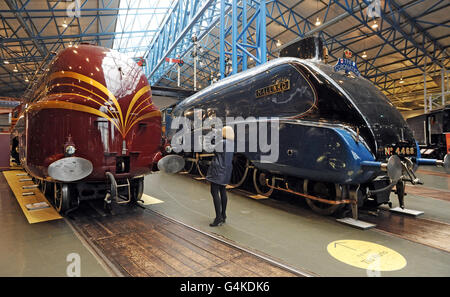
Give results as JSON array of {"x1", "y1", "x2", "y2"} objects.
[{"x1": 327, "y1": 240, "x2": 407, "y2": 271}]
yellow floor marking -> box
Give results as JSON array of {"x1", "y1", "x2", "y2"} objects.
[
  {"x1": 139, "y1": 194, "x2": 164, "y2": 205},
  {"x1": 3, "y1": 170, "x2": 62, "y2": 224},
  {"x1": 327, "y1": 240, "x2": 407, "y2": 271},
  {"x1": 248, "y1": 194, "x2": 269, "y2": 200}
]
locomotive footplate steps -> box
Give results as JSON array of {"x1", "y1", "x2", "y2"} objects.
[
  {"x1": 2, "y1": 170, "x2": 62, "y2": 223},
  {"x1": 389, "y1": 207, "x2": 424, "y2": 217}
]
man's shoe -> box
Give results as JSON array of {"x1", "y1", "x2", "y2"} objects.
[
  {"x1": 209, "y1": 218, "x2": 223, "y2": 227},
  {"x1": 222, "y1": 215, "x2": 227, "y2": 223}
]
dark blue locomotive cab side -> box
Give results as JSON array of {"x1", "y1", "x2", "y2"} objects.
[{"x1": 166, "y1": 57, "x2": 449, "y2": 220}]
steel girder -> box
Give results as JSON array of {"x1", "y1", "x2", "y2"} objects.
[
  {"x1": 1, "y1": 0, "x2": 448, "y2": 101},
  {"x1": 146, "y1": 0, "x2": 448, "y2": 101},
  {"x1": 143, "y1": 0, "x2": 224, "y2": 85},
  {"x1": 0, "y1": 0, "x2": 168, "y2": 96}
]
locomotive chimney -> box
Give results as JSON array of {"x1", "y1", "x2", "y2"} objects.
[{"x1": 279, "y1": 36, "x2": 325, "y2": 62}]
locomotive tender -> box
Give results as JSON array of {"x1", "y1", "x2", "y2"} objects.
[
  {"x1": 407, "y1": 106, "x2": 450, "y2": 160},
  {"x1": 10, "y1": 44, "x2": 162, "y2": 213},
  {"x1": 165, "y1": 51, "x2": 449, "y2": 223}
]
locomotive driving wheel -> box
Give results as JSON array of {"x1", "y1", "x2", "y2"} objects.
[
  {"x1": 197, "y1": 157, "x2": 210, "y2": 178},
  {"x1": 253, "y1": 169, "x2": 274, "y2": 197},
  {"x1": 304, "y1": 180, "x2": 343, "y2": 215},
  {"x1": 228, "y1": 155, "x2": 249, "y2": 188},
  {"x1": 54, "y1": 183, "x2": 71, "y2": 213},
  {"x1": 181, "y1": 155, "x2": 195, "y2": 174},
  {"x1": 38, "y1": 179, "x2": 52, "y2": 197}
]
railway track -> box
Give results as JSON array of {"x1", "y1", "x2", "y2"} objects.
[
  {"x1": 405, "y1": 185, "x2": 450, "y2": 202},
  {"x1": 360, "y1": 209, "x2": 450, "y2": 253},
  {"x1": 181, "y1": 173, "x2": 450, "y2": 254},
  {"x1": 66, "y1": 200, "x2": 314, "y2": 277}
]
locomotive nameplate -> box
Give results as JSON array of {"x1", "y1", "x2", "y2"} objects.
[{"x1": 255, "y1": 79, "x2": 290, "y2": 98}]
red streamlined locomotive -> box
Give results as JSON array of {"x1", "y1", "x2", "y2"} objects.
[{"x1": 10, "y1": 44, "x2": 162, "y2": 213}]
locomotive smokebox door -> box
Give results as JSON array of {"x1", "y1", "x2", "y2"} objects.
[{"x1": 279, "y1": 36, "x2": 324, "y2": 61}]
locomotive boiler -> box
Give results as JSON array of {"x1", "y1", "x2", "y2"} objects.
[
  {"x1": 10, "y1": 44, "x2": 162, "y2": 213},
  {"x1": 164, "y1": 53, "x2": 449, "y2": 224}
]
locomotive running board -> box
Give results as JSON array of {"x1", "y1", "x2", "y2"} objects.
[
  {"x1": 389, "y1": 207, "x2": 424, "y2": 217},
  {"x1": 336, "y1": 218, "x2": 376, "y2": 230}
]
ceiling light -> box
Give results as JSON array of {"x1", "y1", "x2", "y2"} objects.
[
  {"x1": 371, "y1": 20, "x2": 378, "y2": 29},
  {"x1": 13, "y1": 66, "x2": 18, "y2": 72},
  {"x1": 399, "y1": 77, "x2": 404, "y2": 84},
  {"x1": 276, "y1": 40, "x2": 282, "y2": 47},
  {"x1": 315, "y1": 17, "x2": 321, "y2": 26},
  {"x1": 62, "y1": 20, "x2": 68, "y2": 28},
  {"x1": 4, "y1": 60, "x2": 9, "y2": 64},
  {"x1": 25, "y1": 77, "x2": 29, "y2": 82},
  {"x1": 362, "y1": 51, "x2": 367, "y2": 58}
]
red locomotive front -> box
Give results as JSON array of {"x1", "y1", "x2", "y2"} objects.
[{"x1": 12, "y1": 44, "x2": 162, "y2": 212}]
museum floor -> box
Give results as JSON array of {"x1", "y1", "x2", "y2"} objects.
[{"x1": 0, "y1": 167, "x2": 449, "y2": 276}]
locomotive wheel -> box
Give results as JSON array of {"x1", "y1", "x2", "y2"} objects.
[
  {"x1": 10, "y1": 138, "x2": 20, "y2": 165},
  {"x1": 38, "y1": 180, "x2": 46, "y2": 193},
  {"x1": 253, "y1": 169, "x2": 274, "y2": 197},
  {"x1": 304, "y1": 181, "x2": 342, "y2": 216},
  {"x1": 38, "y1": 180, "x2": 52, "y2": 197},
  {"x1": 228, "y1": 155, "x2": 249, "y2": 188},
  {"x1": 181, "y1": 156, "x2": 195, "y2": 174},
  {"x1": 197, "y1": 158, "x2": 210, "y2": 178},
  {"x1": 54, "y1": 183, "x2": 71, "y2": 213}
]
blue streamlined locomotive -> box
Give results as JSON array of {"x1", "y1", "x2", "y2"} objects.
[{"x1": 163, "y1": 53, "x2": 449, "y2": 226}]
